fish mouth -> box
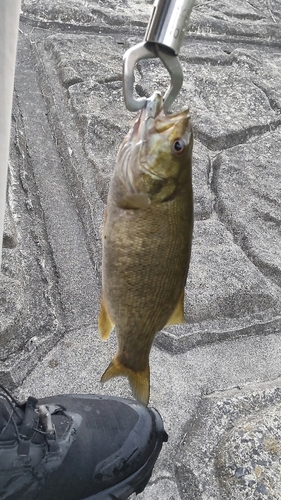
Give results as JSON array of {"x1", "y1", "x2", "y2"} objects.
[
  {"x1": 135, "y1": 92, "x2": 190, "y2": 141},
  {"x1": 144, "y1": 91, "x2": 163, "y2": 120},
  {"x1": 129, "y1": 92, "x2": 165, "y2": 179},
  {"x1": 135, "y1": 92, "x2": 163, "y2": 143},
  {"x1": 130, "y1": 93, "x2": 190, "y2": 180}
]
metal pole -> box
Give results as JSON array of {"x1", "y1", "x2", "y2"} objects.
[
  {"x1": 0, "y1": 0, "x2": 21, "y2": 271},
  {"x1": 145, "y1": 0, "x2": 196, "y2": 55}
]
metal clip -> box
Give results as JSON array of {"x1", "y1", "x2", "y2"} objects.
[
  {"x1": 38, "y1": 405, "x2": 55, "y2": 434},
  {"x1": 123, "y1": 0, "x2": 195, "y2": 113},
  {"x1": 123, "y1": 41, "x2": 183, "y2": 113}
]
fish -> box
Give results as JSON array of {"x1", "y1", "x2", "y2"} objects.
[{"x1": 98, "y1": 91, "x2": 193, "y2": 406}]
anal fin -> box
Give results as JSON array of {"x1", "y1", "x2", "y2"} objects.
[
  {"x1": 165, "y1": 289, "x2": 185, "y2": 326},
  {"x1": 98, "y1": 293, "x2": 114, "y2": 341}
]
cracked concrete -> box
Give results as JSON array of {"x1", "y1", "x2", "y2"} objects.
[{"x1": 1, "y1": 0, "x2": 281, "y2": 498}]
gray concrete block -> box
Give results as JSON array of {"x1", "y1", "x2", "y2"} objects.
[
  {"x1": 1, "y1": 1, "x2": 281, "y2": 498},
  {"x1": 214, "y1": 128, "x2": 281, "y2": 288},
  {"x1": 176, "y1": 381, "x2": 281, "y2": 499}
]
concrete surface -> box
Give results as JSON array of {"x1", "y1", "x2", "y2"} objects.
[{"x1": 1, "y1": 0, "x2": 281, "y2": 498}]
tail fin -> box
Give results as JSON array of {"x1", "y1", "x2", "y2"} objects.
[{"x1": 101, "y1": 357, "x2": 150, "y2": 406}]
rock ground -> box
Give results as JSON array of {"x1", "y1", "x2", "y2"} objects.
[{"x1": 1, "y1": 0, "x2": 281, "y2": 498}]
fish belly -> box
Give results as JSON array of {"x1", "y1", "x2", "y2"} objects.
[{"x1": 102, "y1": 195, "x2": 193, "y2": 371}]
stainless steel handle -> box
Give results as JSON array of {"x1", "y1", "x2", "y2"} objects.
[
  {"x1": 123, "y1": 0, "x2": 195, "y2": 112},
  {"x1": 145, "y1": 0, "x2": 195, "y2": 55}
]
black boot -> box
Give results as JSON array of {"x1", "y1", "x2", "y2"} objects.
[{"x1": 0, "y1": 385, "x2": 167, "y2": 500}]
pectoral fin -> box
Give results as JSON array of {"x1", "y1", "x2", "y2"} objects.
[
  {"x1": 166, "y1": 289, "x2": 185, "y2": 326},
  {"x1": 118, "y1": 193, "x2": 150, "y2": 210},
  {"x1": 101, "y1": 356, "x2": 150, "y2": 406},
  {"x1": 98, "y1": 294, "x2": 114, "y2": 341}
]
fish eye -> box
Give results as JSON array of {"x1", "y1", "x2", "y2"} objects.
[{"x1": 172, "y1": 138, "x2": 186, "y2": 156}]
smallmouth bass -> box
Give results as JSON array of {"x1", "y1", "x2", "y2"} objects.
[{"x1": 99, "y1": 92, "x2": 193, "y2": 405}]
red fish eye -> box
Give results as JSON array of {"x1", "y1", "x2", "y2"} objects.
[{"x1": 172, "y1": 138, "x2": 186, "y2": 156}]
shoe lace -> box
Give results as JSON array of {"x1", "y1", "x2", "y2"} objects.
[
  {"x1": 0, "y1": 385, "x2": 58, "y2": 441},
  {"x1": 0, "y1": 385, "x2": 23, "y2": 441}
]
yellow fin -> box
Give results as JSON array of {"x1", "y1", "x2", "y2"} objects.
[
  {"x1": 98, "y1": 294, "x2": 114, "y2": 341},
  {"x1": 118, "y1": 193, "x2": 150, "y2": 210},
  {"x1": 166, "y1": 289, "x2": 185, "y2": 326},
  {"x1": 128, "y1": 366, "x2": 150, "y2": 406},
  {"x1": 101, "y1": 357, "x2": 150, "y2": 406}
]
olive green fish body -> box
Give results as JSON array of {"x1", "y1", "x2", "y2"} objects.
[{"x1": 99, "y1": 92, "x2": 193, "y2": 405}]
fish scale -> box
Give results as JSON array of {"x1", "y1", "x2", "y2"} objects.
[{"x1": 99, "y1": 92, "x2": 193, "y2": 405}]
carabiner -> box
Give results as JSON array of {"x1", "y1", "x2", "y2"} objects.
[
  {"x1": 123, "y1": 42, "x2": 183, "y2": 113},
  {"x1": 122, "y1": 0, "x2": 195, "y2": 113}
]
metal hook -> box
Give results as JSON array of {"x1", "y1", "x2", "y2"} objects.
[{"x1": 123, "y1": 41, "x2": 183, "y2": 113}]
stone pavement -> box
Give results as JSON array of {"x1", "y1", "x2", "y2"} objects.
[{"x1": 1, "y1": 0, "x2": 281, "y2": 498}]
